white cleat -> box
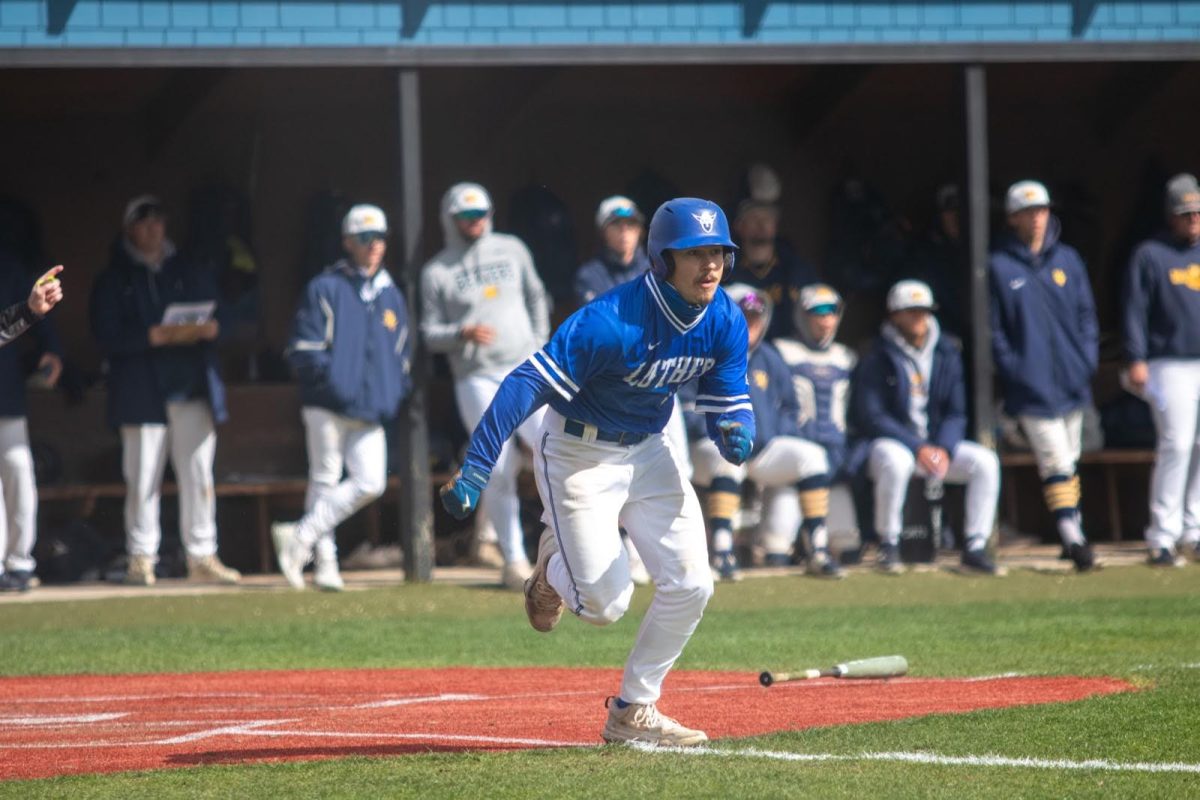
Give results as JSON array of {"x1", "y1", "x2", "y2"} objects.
[
  {"x1": 271, "y1": 522, "x2": 308, "y2": 590},
  {"x1": 314, "y1": 560, "x2": 345, "y2": 592},
  {"x1": 602, "y1": 697, "x2": 708, "y2": 747}
]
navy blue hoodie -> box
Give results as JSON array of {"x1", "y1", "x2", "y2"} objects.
[
  {"x1": 988, "y1": 217, "x2": 1098, "y2": 417},
  {"x1": 573, "y1": 247, "x2": 650, "y2": 306},
  {"x1": 287, "y1": 260, "x2": 412, "y2": 425},
  {"x1": 1123, "y1": 232, "x2": 1200, "y2": 361}
]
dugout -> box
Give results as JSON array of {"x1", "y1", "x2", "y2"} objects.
[{"x1": 3, "y1": 55, "x2": 1198, "y2": 571}]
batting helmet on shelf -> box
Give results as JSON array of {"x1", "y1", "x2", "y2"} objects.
[{"x1": 646, "y1": 197, "x2": 737, "y2": 279}]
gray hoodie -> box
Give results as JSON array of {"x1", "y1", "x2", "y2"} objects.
[
  {"x1": 419, "y1": 183, "x2": 551, "y2": 380},
  {"x1": 881, "y1": 315, "x2": 941, "y2": 440}
]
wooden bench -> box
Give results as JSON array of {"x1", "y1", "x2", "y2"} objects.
[{"x1": 999, "y1": 449, "x2": 1155, "y2": 540}]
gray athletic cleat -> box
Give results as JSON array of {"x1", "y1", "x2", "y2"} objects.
[
  {"x1": 808, "y1": 549, "x2": 844, "y2": 580},
  {"x1": 124, "y1": 554, "x2": 156, "y2": 586},
  {"x1": 602, "y1": 697, "x2": 708, "y2": 747},
  {"x1": 524, "y1": 528, "x2": 564, "y2": 632},
  {"x1": 272, "y1": 522, "x2": 308, "y2": 590},
  {"x1": 876, "y1": 543, "x2": 905, "y2": 575}
]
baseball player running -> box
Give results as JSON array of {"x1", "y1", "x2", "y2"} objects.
[
  {"x1": 441, "y1": 198, "x2": 754, "y2": 747},
  {"x1": 421, "y1": 183, "x2": 550, "y2": 590},
  {"x1": 690, "y1": 283, "x2": 839, "y2": 580},
  {"x1": 273, "y1": 205, "x2": 412, "y2": 591},
  {"x1": 989, "y1": 181, "x2": 1097, "y2": 572},
  {"x1": 1123, "y1": 174, "x2": 1200, "y2": 567}
]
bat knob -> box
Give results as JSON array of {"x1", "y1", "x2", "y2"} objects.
[{"x1": 759, "y1": 671, "x2": 773, "y2": 687}]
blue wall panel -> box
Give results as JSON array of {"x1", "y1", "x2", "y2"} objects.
[{"x1": 2, "y1": 2, "x2": 1200, "y2": 50}]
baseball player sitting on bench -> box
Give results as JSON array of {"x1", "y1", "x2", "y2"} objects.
[
  {"x1": 851, "y1": 280, "x2": 1002, "y2": 575},
  {"x1": 690, "y1": 283, "x2": 842, "y2": 580},
  {"x1": 763, "y1": 283, "x2": 858, "y2": 572},
  {"x1": 441, "y1": 198, "x2": 754, "y2": 747}
]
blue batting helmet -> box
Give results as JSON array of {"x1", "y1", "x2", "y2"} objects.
[{"x1": 646, "y1": 197, "x2": 737, "y2": 278}]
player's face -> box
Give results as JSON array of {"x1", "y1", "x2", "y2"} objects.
[
  {"x1": 602, "y1": 219, "x2": 643, "y2": 263},
  {"x1": 1169, "y1": 210, "x2": 1200, "y2": 245},
  {"x1": 734, "y1": 206, "x2": 778, "y2": 246},
  {"x1": 806, "y1": 311, "x2": 839, "y2": 343},
  {"x1": 890, "y1": 308, "x2": 931, "y2": 346},
  {"x1": 343, "y1": 232, "x2": 387, "y2": 272},
  {"x1": 126, "y1": 215, "x2": 166, "y2": 255},
  {"x1": 454, "y1": 212, "x2": 489, "y2": 242},
  {"x1": 1007, "y1": 206, "x2": 1049, "y2": 246},
  {"x1": 668, "y1": 246, "x2": 726, "y2": 305}
]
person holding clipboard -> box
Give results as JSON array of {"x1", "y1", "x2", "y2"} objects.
[{"x1": 90, "y1": 195, "x2": 240, "y2": 587}]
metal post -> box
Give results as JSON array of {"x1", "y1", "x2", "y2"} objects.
[
  {"x1": 397, "y1": 68, "x2": 434, "y2": 582},
  {"x1": 965, "y1": 64, "x2": 995, "y2": 447}
]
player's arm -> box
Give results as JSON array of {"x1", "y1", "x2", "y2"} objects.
[
  {"x1": 285, "y1": 280, "x2": 334, "y2": 385},
  {"x1": 697, "y1": 311, "x2": 755, "y2": 464},
  {"x1": 418, "y1": 266, "x2": 467, "y2": 352},
  {"x1": 1121, "y1": 248, "x2": 1153, "y2": 392},
  {"x1": 1074, "y1": 255, "x2": 1100, "y2": 374},
  {"x1": 987, "y1": 267, "x2": 1020, "y2": 380},
  {"x1": 0, "y1": 301, "x2": 36, "y2": 348},
  {"x1": 931, "y1": 348, "x2": 968, "y2": 455},
  {"x1": 441, "y1": 305, "x2": 618, "y2": 518}
]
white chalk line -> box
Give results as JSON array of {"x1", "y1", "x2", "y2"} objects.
[
  {"x1": 0, "y1": 713, "x2": 129, "y2": 726},
  {"x1": 631, "y1": 743, "x2": 1200, "y2": 774}
]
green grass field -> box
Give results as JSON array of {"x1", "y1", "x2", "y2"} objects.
[{"x1": 2, "y1": 565, "x2": 1199, "y2": 798}]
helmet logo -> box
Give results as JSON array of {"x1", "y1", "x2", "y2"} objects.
[{"x1": 692, "y1": 210, "x2": 717, "y2": 234}]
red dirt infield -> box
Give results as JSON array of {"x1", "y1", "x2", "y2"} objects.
[{"x1": 0, "y1": 667, "x2": 1132, "y2": 780}]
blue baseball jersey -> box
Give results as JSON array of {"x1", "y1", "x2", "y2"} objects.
[{"x1": 463, "y1": 273, "x2": 755, "y2": 474}]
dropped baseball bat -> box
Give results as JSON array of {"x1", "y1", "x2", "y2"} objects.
[{"x1": 759, "y1": 655, "x2": 908, "y2": 687}]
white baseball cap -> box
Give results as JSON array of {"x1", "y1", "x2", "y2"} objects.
[
  {"x1": 799, "y1": 283, "x2": 843, "y2": 314},
  {"x1": 342, "y1": 204, "x2": 388, "y2": 236},
  {"x1": 594, "y1": 195, "x2": 643, "y2": 229},
  {"x1": 887, "y1": 279, "x2": 937, "y2": 312},
  {"x1": 446, "y1": 183, "x2": 492, "y2": 216},
  {"x1": 1005, "y1": 180, "x2": 1051, "y2": 214},
  {"x1": 123, "y1": 194, "x2": 165, "y2": 227}
]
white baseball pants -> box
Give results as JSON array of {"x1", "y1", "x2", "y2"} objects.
[
  {"x1": 0, "y1": 417, "x2": 37, "y2": 573},
  {"x1": 690, "y1": 435, "x2": 827, "y2": 489},
  {"x1": 1145, "y1": 358, "x2": 1200, "y2": 551},
  {"x1": 1017, "y1": 410, "x2": 1084, "y2": 479},
  {"x1": 760, "y1": 484, "x2": 858, "y2": 556},
  {"x1": 293, "y1": 406, "x2": 387, "y2": 564},
  {"x1": 535, "y1": 408, "x2": 712, "y2": 706},
  {"x1": 121, "y1": 400, "x2": 218, "y2": 561},
  {"x1": 456, "y1": 371, "x2": 545, "y2": 565},
  {"x1": 867, "y1": 438, "x2": 999, "y2": 544}
]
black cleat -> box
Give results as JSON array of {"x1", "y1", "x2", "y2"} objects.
[
  {"x1": 1068, "y1": 542, "x2": 1095, "y2": 572},
  {"x1": 960, "y1": 548, "x2": 1001, "y2": 575},
  {"x1": 1147, "y1": 548, "x2": 1184, "y2": 568}
]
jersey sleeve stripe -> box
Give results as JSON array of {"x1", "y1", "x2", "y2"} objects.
[
  {"x1": 695, "y1": 393, "x2": 750, "y2": 402},
  {"x1": 695, "y1": 401, "x2": 754, "y2": 413},
  {"x1": 534, "y1": 350, "x2": 580, "y2": 394},
  {"x1": 529, "y1": 357, "x2": 575, "y2": 401},
  {"x1": 291, "y1": 340, "x2": 328, "y2": 352}
]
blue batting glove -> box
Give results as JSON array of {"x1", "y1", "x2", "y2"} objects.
[
  {"x1": 717, "y1": 420, "x2": 753, "y2": 466},
  {"x1": 440, "y1": 464, "x2": 490, "y2": 520}
]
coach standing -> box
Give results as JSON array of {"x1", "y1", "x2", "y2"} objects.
[
  {"x1": 420, "y1": 183, "x2": 550, "y2": 590},
  {"x1": 1123, "y1": 174, "x2": 1200, "y2": 568},
  {"x1": 989, "y1": 181, "x2": 1098, "y2": 572},
  {"x1": 91, "y1": 195, "x2": 240, "y2": 586}
]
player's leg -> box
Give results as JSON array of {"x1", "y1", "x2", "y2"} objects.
[
  {"x1": 168, "y1": 400, "x2": 238, "y2": 583},
  {"x1": 612, "y1": 436, "x2": 712, "y2": 745},
  {"x1": 1144, "y1": 359, "x2": 1200, "y2": 565},
  {"x1": 760, "y1": 487, "x2": 800, "y2": 565},
  {"x1": 0, "y1": 417, "x2": 37, "y2": 588},
  {"x1": 456, "y1": 373, "x2": 530, "y2": 584},
  {"x1": 532, "y1": 414, "x2": 631, "y2": 624},
  {"x1": 943, "y1": 440, "x2": 1001, "y2": 573},
  {"x1": 690, "y1": 435, "x2": 744, "y2": 580},
  {"x1": 301, "y1": 407, "x2": 346, "y2": 586},
  {"x1": 310, "y1": 420, "x2": 387, "y2": 590},
  {"x1": 120, "y1": 422, "x2": 169, "y2": 584},
  {"x1": 1019, "y1": 412, "x2": 1093, "y2": 570},
  {"x1": 867, "y1": 438, "x2": 915, "y2": 573},
  {"x1": 748, "y1": 437, "x2": 838, "y2": 577}
]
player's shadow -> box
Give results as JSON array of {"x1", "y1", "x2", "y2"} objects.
[{"x1": 167, "y1": 742, "x2": 537, "y2": 766}]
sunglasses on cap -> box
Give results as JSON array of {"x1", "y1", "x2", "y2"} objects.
[
  {"x1": 352, "y1": 231, "x2": 387, "y2": 245},
  {"x1": 807, "y1": 303, "x2": 840, "y2": 316},
  {"x1": 455, "y1": 209, "x2": 488, "y2": 221}
]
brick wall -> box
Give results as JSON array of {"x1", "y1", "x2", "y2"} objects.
[{"x1": 1, "y1": 2, "x2": 1199, "y2": 49}]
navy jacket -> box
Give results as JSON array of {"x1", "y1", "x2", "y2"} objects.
[
  {"x1": 573, "y1": 248, "x2": 650, "y2": 306},
  {"x1": 0, "y1": 254, "x2": 62, "y2": 417},
  {"x1": 988, "y1": 218, "x2": 1098, "y2": 417},
  {"x1": 90, "y1": 241, "x2": 227, "y2": 429},
  {"x1": 683, "y1": 339, "x2": 797, "y2": 455},
  {"x1": 287, "y1": 260, "x2": 412, "y2": 425},
  {"x1": 1123, "y1": 232, "x2": 1200, "y2": 361},
  {"x1": 849, "y1": 329, "x2": 967, "y2": 473}
]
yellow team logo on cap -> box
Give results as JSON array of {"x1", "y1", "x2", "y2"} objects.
[
  {"x1": 483, "y1": 285, "x2": 498, "y2": 299},
  {"x1": 382, "y1": 309, "x2": 398, "y2": 331},
  {"x1": 1052, "y1": 268, "x2": 1068, "y2": 287},
  {"x1": 1168, "y1": 264, "x2": 1200, "y2": 291},
  {"x1": 753, "y1": 369, "x2": 769, "y2": 390}
]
